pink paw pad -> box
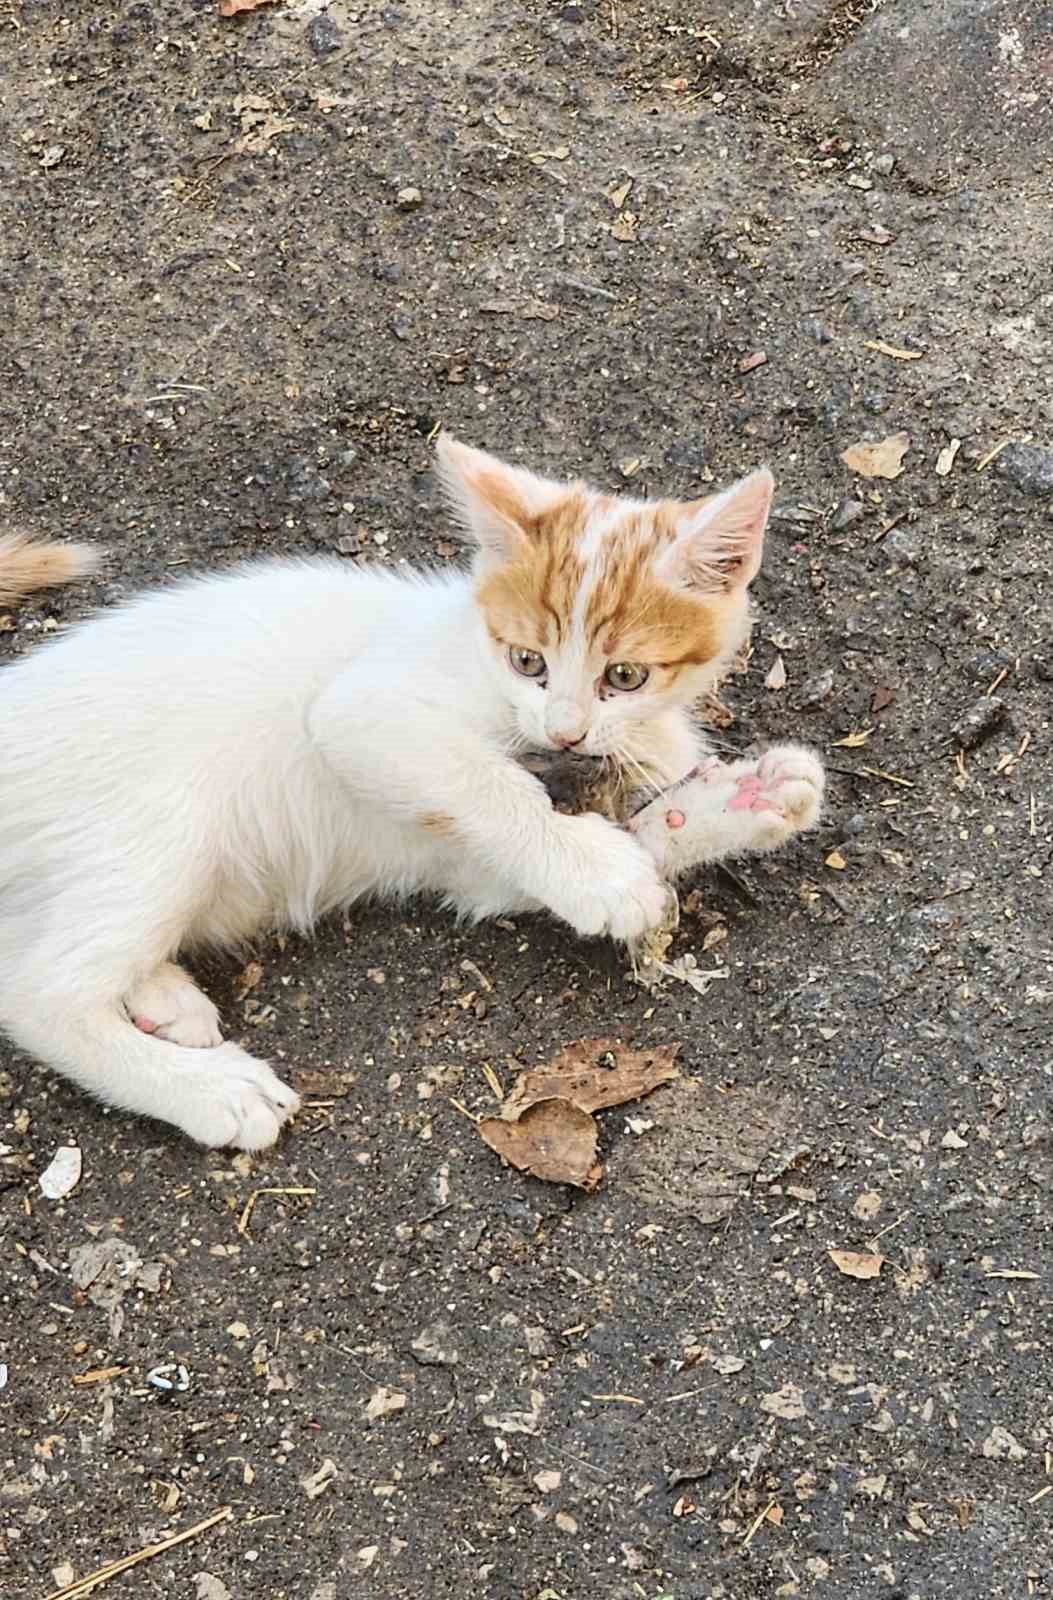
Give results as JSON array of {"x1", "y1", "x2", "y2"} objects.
[{"x1": 728, "y1": 772, "x2": 786, "y2": 817}]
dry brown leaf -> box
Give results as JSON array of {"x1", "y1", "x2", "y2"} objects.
[
  {"x1": 502, "y1": 1038, "x2": 680, "y2": 1117},
  {"x1": 739, "y1": 350, "x2": 768, "y2": 374},
  {"x1": 478, "y1": 1097, "x2": 602, "y2": 1190},
  {"x1": 832, "y1": 728, "x2": 872, "y2": 748},
  {"x1": 219, "y1": 0, "x2": 278, "y2": 14},
  {"x1": 840, "y1": 432, "x2": 911, "y2": 480},
  {"x1": 765, "y1": 654, "x2": 787, "y2": 691},
  {"x1": 824, "y1": 849, "x2": 847, "y2": 871},
  {"x1": 611, "y1": 212, "x2": 638, "y2": 242},
  {"x1": 853, "y1": 225, "x2": 896, "y2": 246},
  {"x1": 606, "y1": 178, "x2": 633, "y2": 209},
  {"x1": 828, "y1": 1248, "x2": 884, "y2": 1280}
]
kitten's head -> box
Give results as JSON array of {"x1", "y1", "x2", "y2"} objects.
[{"x1": 436, "y1": 434, "x2": 773, "y2": 757}]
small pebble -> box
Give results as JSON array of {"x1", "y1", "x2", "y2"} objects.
[
  {"x1": 796, "y1": 666, "x2": 835, "y2": 709},
  {"x1": 950, "y1": 696, "x2": 1007, "y2": 750},
  {"x1": 830, "y1": 497, "x2": 864, "y2": 530},
  {"x1": 872, "y1": 153, "x2": 896, "y2": 175},
  {"x1": 307, "y1": 13, "x2": 343, "y2": 56},
  {"x1": 396, "y1": 186, "x2": 424, "y2": 211},
  {"x1": 997, "y1": 441, "x2": 1053, "y2": 497}
]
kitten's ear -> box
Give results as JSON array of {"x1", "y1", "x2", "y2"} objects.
[
  {"x1": 435, "y1": 433, "x2": 566, "y2": 563},
  {"x1": 659, "y1": 467, "x2": 774, "y2": 593}
]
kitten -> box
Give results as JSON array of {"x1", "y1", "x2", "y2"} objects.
[{"x1": 0, "y1": 436, "x2": 822, "y2": 1151}]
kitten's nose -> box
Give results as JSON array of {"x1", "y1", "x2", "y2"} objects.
[
  {"x1": 556, "y1": 732, "x2": 586, "y2": 749},
  {"x1": 546, "y1": 698, "x2": 589, "y2": 750}
]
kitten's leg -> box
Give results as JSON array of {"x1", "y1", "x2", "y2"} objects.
[
  {"x1": 618, "y1": 708, "x2": 708, "y2": 791},
  {"x1": 309, "y1": 676, "x2": 670, "y2": 941},
  {"x1": 3, "y1": 998, "x2": 299, "y2": 1150},
  {"x1": 629, "y1": 743, "x2": 825, "y2": 875},
  {"x1": 125, "y1": 962, "x2": 223, "y2": 1048}
]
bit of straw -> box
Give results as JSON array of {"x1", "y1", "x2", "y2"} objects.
[
  {"x1": 42, "y1": 1505, "x2": 233, "y2": 1600},
  {"x1": 237, "y1": 1186, "x2": 316, "y2": 1237}
]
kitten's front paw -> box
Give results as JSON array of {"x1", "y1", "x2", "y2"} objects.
[
  {"x1": 546, "y1": 814, "x2": 671, "y2": 942},
  {"x1": 175, "y1": 1044, "x2": 301, "y2": 1151},
  {"x1": 629, "y1": 743, "x2": 826, "y2": 871}
]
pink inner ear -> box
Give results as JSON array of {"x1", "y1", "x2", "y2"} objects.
[{"x1": 672, "y1": 467, "x2": 774, "y2": 592}]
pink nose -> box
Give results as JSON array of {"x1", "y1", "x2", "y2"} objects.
[{"x1": 556, "y1": 732, "x2": 586, "y2": 749}]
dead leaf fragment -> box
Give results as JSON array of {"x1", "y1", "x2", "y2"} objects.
[
  {"x1": 606, "y1": 177, "x2": 633, "y2": 209},
  {"x1": 610, "y1": 212, "x2": 638, "y2": 242},
  {"x1": 479, "y1": 1098, "x2": 602, "y2": 1191},
  {"x1": 218, "y1": 0, "x2": 278, "y2": 15},
  {"x1": 852, "y1": 225, "x2": 896, "y2": 246},
  {"x1": 765, "y1": 654, "x2": 787, "y2": 691},
  {"x1": 502, "y1": 1038, "x2": 680, "y2": 1117},
  {"x1": 832, "y1": 728, "x2": 872, "y2": 748},
  {"x1": 840, "y1": 432, "x2": 911, "y2": 480},
  {"x1": 739, "y1": 350, "x2": 768, "y2": 374},
  {"x1": 824, "y1": 849, "x2": 847, "y2": 871},
  {"x1": 829, "y1": 1248, "x2": 884, "y2": 1280},
  {"x1": 760, "y1": 1382, "x2": 807, "y2": 1420}
]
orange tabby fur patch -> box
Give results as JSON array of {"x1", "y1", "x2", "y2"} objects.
[{"x1": 477, "y1": 490, "x2": 731, "y2": 677}]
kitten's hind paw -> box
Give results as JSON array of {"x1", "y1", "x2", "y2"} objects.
[{"x1": 173, "y1": 1045, "x2": 301, "y2": 1151}]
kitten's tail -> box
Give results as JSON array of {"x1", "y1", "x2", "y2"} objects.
[{"x1": 0, "y1": 533, "x2": 99, "y2": 606}]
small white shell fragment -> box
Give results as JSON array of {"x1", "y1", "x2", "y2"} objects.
[
  {"x1": 0, "y1": 1363, "x2": 9, "y2": 1391},
  {"x1": 147, "y1": 1363, "x2": 190, "y2": 1393},
  {"x1": 39, "y1": 1145, "x2": 83, "y2": 1199}
]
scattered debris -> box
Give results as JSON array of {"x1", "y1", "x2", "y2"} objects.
[
  {"x1": 760, "y1": 1382, "x2": 807, "y2": 1420},
  {"x1": 69, "y1": 1239, "x2": 166, "y2": 1339},
  {"x1": 840, "y1": 432, "x2": 911, "y2": 479},
  {"x1": 863, "y1": 339, "x2": 923, "y2": 361},
  {"x1": 237, "y1": 1185, "x2": 316, "y2": 1236},
  {"x1": 606, "y1": 177, "x2": 633, "y2": 208},
  {"x1": 982, "y1": 1425, "x2": 1026, "y2": 1462},
  {"x1": 41, "y1": 145, "x2": 66, "y2": 170},
  {"x1": 72, "y1": 1365, "x2": 129, "y2": 1387},
  {"x1": 483, "y1": 1389, "x2": 544, "y2": 1436},
  {"x1": 610, "y1": 212, "x2": 638, "y2": 242},
  {"x1": 477, "y1": 1040, "x2": 679, "y2": 1191},
  {"x1": 396, "y1": 186, "x2": 424, "y2": 211},
  {"x1": 147, "y1": 1363, "x2": 190, "y2": 1393},
  {"x1": 824, "y1": 849, "x2": 847, "y2": 871},
  {"x1": 300, "y1": 1458, "x2": 339, "y2": 1499},
  {"x1": 364, "y1": 1385, "x2": 407, "y2": 1422},
  {"x1": 765, "y1": 654, "x2": 787, "y2": 690},
  {"x1": 39, "y1": 1144, "x2": 82, "y2": 1199},
  {"x1": 411, "y1": 1322, "x2": 459, "y2": 1367},
  {"x1": 951, "y1": 696, "x2": 1007, "y2": 751},
  {"x1": 832, "y1": 728, "x2": 872, "y2": 748},
  {"x1": 935, "y1": 438, "x2": 961, "y2": 476},
  {"x1": 0, "y1": 1363, "x2": 8, "y2": 1391},
  {"x1": 852, "y1": 1191, "x2": 882, "y2": 1222},
  {"x1": 194, "y1": 1576, "x2": 233, "y2": 1600},
  {"x1": 852, "y1": 224, "x2": 896, "y2": 245},
  {"x1": 534, "y1": 1470, "x2": 562, "y2": 1493},
  {"x1": 42, "y1": 1506, "x2": 233, "y2": 1600},
  {"x1": 828, "y1": 1248, "x2": 885, "y2": 1280},
  {"x1": 739, "y1": 351, "x2": 768, "y2": 374}
]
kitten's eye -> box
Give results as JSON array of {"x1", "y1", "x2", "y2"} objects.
[
  {"x1": 509, "y1": 646, "x2": 547, "y2": 680},
  {"x1": 604, "y1": 661, "x2": 649, "y2": 692}
]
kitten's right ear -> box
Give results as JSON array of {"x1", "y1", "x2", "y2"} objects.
[{"x1": 435, "y1": 433, "x2": 565, "y2": 564}]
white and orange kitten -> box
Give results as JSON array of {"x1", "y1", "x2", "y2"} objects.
[{"x1": 0, "y1": 437, "x2": 823, "y2": 1150}]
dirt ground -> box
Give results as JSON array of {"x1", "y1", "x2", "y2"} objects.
[{"x1": 2, "y1": 2, "x2": 1051, "y2": 1597}]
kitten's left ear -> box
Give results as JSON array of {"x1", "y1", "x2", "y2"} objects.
[
  {"x1": 435, "y1": 433, "x2": 566, "y2": 564},
  {"x1": 659, "y1": 467, "x2": 774, "y2": 593}
]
